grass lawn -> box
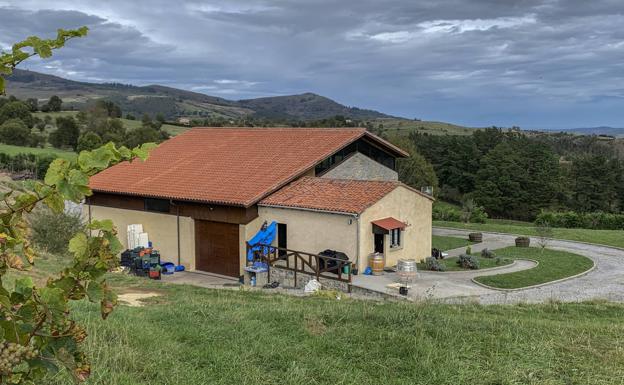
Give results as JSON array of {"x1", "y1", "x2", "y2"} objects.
[
  {"x1": 5, "y1": 252, "x2": 622, "y2": 384},
  {"x1": 434, "y1": 220, "x2": 624, "y2": 249},
  {"x1": 0, "y1": 143, "x2": 76, "y2": 160},
  {"x1": 474, "y1": 247, "x2": 594, "y2": 289},
  {"x1": 431, "y1": 235, "x2": 476, "y2": 251},
  {"x1": 418, "y1": 255, "x2": 513, "y2": 271}
]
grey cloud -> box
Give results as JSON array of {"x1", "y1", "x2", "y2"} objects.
[{"x1": 1, "y1": 1, "x2": 624, "y2": 128}]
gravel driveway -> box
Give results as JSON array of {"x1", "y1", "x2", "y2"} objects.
[{"x1": 434, "y1": 228, "x2": 624, "y2": 304}]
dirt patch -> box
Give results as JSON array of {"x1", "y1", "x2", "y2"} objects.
[{"x1": 118, "y1": 291, "x2": 161, "y2": 307}]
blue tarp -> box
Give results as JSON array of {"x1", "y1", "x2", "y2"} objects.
[{"x1": 247, "y1": 221, "x2": 277, "y2": 261}]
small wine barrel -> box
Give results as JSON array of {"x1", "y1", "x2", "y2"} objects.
[
  {"x1": 397, "y1": 259, "x2": 418, "y2": 283},
  {"x1": 515, "y1": 237, "x2": 530, "y2": 247},
  {"x1": 468, "y1": 232, "x2": 483, "y2": 242},
  {"x1": 369, "y1": 253, "x2": 385, "y2": 275}
]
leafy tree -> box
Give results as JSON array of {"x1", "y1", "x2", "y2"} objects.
[
  {"x1": 25, "y1": 98, "x2": 38, "y2": 112},
  {"x1": 0, "y1": 101, "x2": 34, "y2": 127},
  {"x1": 46, "y1": 95, "x2": 63, "y2": 112},
  {"x1": 0, "y1": 118, "x2": 32, "y2": 146},
  {"x1": 93, "y1": 100, "x2": 122, "y2": 118},
  {"x1": 392, "y1": 138, "x2": 438, "y2": 194},
  {"x1": 124, "y1": 125, "x2": 168, "y2": 148},
  {"x1": 76, "y1": 131, "x2": 103, "y2": 152},
  {"x1": 100, "y1": 118, "x2": 127, "y2": 144},
  {"x1": 49, "y1": 116, "x2": 80, "y2": 150}
]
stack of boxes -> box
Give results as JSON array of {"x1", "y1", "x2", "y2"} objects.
[{"x1": 120, "y1": 247, "x2": 162, "y2": 279}]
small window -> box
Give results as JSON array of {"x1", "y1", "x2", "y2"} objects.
[
  {"x1": 390, "y1": 228, "x2": 402, "y2": 248},
  {"x1": 144, "y1": 198, "x2": 170, "y2": 213}
]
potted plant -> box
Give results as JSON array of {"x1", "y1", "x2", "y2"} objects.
[
  {"x1": 468, "y1": 232, "x2": 483, "y2": 242},
  {"x1": 515, "y1": 236, "x2": 530, "y2": 247}
]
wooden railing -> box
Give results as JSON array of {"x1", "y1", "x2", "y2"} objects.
[{"x1": 246, "y1": 243, "x2": 353, "y2": 291}]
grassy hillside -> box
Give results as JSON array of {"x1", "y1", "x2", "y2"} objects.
[
  {"x1": 6, "y1": 69, "x2": 393, "y2": 122},
  {"x1": 33, "y1": 111, "x2": 189, "y2": 136},
  {"x1": 376, "y1": 118, "x2": 477, "y2": 137}
]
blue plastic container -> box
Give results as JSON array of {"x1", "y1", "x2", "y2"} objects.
[
  {"x1": 161, "y1": 262, "x2": 175, "y2": 275},
  {"x1": 174, "y1": 265, "x2": 185, "y2": 272}
]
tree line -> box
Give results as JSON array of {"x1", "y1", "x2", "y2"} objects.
[
  {"x1": 0, "y1": 95, "x2": 170, "y2": 152},
  {"x1": 404, "y1": 128, "x2": 624, "y2": 221}
]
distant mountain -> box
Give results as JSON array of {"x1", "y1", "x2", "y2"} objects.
[
  {"x1": 561, "y1": 126, "x2": 624, "y2": 137},
  {"x1": 5, "y1": 69, "x2": 393, "y2": 121}
]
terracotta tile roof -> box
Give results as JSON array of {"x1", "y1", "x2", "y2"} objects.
[
  {"x1": 372, "y1": 217, "x2": 407, "y2": 230},
  {"x1": 259, "y1": 177, "x2": 402, "y2": 214},
  {"x1": 89, "y1": 127, "x2": 404, "y2": 207}
]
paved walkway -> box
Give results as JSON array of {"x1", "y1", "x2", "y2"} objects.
[
  {"x1": 435, "y1": 228, "x2": 624, "y2": 304},
  {"x1": 157, "y1": 228, "x2": 624, "y2": 304},
  {"x1": 161, "y1": 271, "x2": 240, "y2": 290}
]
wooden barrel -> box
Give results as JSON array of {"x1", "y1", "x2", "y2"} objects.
[
  {"x1": 369, "y1": 253, "x2": 385, "y2": 275},
  {"x1": 515, "y1": 237, "x2": 530, "y2": 247},
  {"x1": 468, "y1": 232, "x2": 483, "y2": 242}
]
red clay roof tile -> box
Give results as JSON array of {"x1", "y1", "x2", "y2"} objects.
[
  {"x1": 89, "y1": 127, "x2": 403, "y2": 207},
  {"x1": 259, "y1": 177, "x2": 401, "y2": 214},
  {"x1": 371, "y1": 217, "x2": 407, "y2": 230}
]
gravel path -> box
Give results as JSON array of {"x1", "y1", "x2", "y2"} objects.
[{"x1": 434, "y1": 228, "x2": 624, "y2": 304}]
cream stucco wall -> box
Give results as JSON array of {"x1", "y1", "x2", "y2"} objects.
[
  {"x1": 359, "y1": 186, "x2": 432, "y2": 271},
  {"x1": 251, "y1": 206, "x2": 358, "y2": 262},
  {"x1": 253, "y1": 186, "x2": 432, "y2": 273},
  {"x1": 85, "y1": 205, "x2": 196, "y2": 270}
]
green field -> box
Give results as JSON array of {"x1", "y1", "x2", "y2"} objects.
[
  {"x1": 375, "y1": 118, "x2": 477, "y2": 137},
  {"x1": 418, "y1": 255, "x2": 512, "y2": 271},
  {"x1": 474, "y1": 247, "x2": 594, "y2": 289},
  {"x1": 434, "y1": 220, "x2": 624, "y2": 249},
  {"x1": 431, "y1": 235, "x2": 475, "y2": 251},
  {"x1": 33, "y1": 111, "x2": 189, "y2": 136},
  {"x1": 0, "y1": 143, "x2": 76, "y2": 159},
  {"x1": 4, "y1": 252, "x2": 619, "y2": 384}
]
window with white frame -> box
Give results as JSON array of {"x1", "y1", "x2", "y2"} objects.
[{"x1": 390, "y1": 228, "x2": 402, "y2": 248}]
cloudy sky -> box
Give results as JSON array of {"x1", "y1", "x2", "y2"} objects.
[{"x1": 1, "y1": 1, "x2": 623, "y2": 128}]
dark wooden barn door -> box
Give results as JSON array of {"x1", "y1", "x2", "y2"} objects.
[{"x1": 195, "y1": 220, "x2": 240, "y2": 277}]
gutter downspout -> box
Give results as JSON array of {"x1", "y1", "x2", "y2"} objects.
[{"x1": 355, "y1": 214, "x2": 361, "y2": 274}]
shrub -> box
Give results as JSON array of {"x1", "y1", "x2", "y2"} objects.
[
  {"x1": 432, "y1": 204, "x2": 461, "y2": 221},
  {"x1": 0, "y1": 118, "x2": 32, "y2": 146},
  {"x1": 469, "y1": 206, "x2": 488, "y2": 223},
  {"x1": 457, "y1": 254, "x2": 480, "y2": 269},
  {"x1": 29, "y1": 207, "x2": 85, "y2": 254},
  {"x1": 481, "y1": 248, "x2": 496, "y2": 258},
  {"x1": 424, "y1": 257, "x2": 446, "y2": 271},
  {"x1": 535, "y1": 210, "x2": 624, "y2": 230},
  {"x1": 465, "y1": 246, "x2": 472, "y2": 255}
]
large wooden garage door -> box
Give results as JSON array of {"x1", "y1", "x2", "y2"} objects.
[{"x1": 195, "y1": 220, "x2": 240, "y2": 277}]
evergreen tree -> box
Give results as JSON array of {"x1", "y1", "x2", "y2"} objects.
[{"x1": 393, "y1": 138, "x2": 438, "y2": 194}]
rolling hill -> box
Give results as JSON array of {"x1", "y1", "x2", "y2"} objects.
[{"x1": 5, "y1": 69, "x2": 392, "y2": 122}]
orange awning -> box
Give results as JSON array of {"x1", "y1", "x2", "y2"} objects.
[{"x1": 371, "y1": 217, "x2": 406, "y2": 231}]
